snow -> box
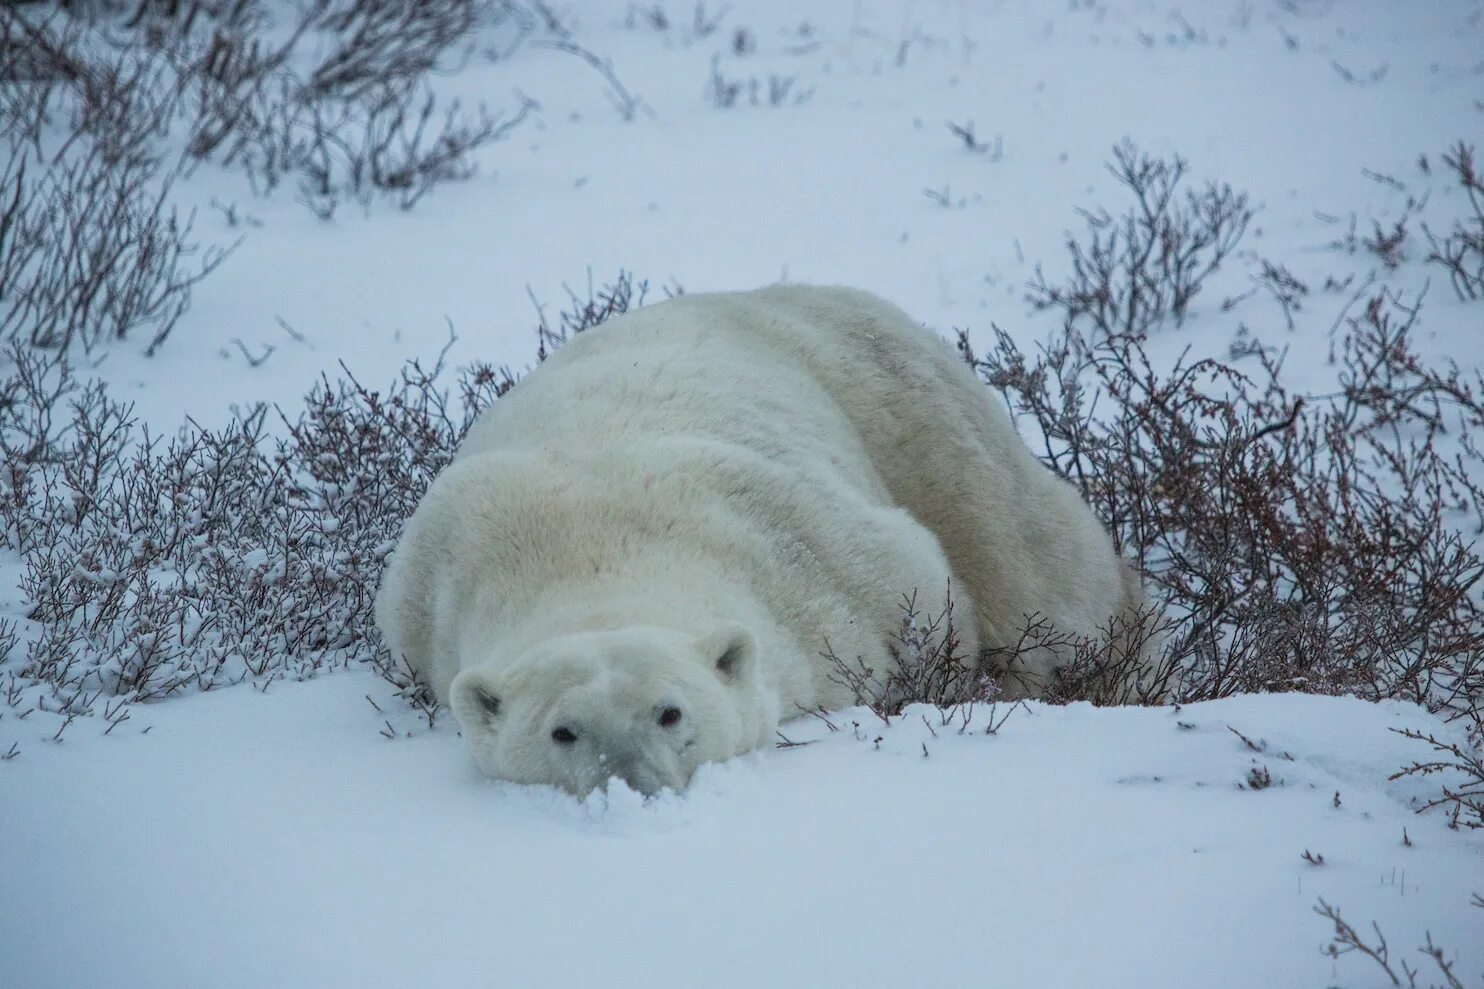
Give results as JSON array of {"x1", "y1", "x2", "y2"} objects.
[
  {"x1": 3, "y1": 673, "x2": 1479, "y2": 989},
  {"x1": 4, "y1": 0, "x2": 1484, "y2": 986},
  {"x1": 94, "y1": 0, "x2": 1484, "y2": 427}
]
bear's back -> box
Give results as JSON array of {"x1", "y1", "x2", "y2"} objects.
[
  {"x1": 463, "y1": 285, "x2": 1044, "y2": 519},
  {"x1": 457, "y1": 287, "x2": 919, "y2": 501}
]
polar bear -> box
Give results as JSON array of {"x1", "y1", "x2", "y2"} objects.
[{"x1": 374, "y1": 285, "x2": 1150, "y2": 795}]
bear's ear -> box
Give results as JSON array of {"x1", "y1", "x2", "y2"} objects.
[
  {"x1": 699, "y1": 623, "x2": 757, "y2": 684},
  {"x1": 449, "y1": 669, "x2": 504, "y2": 733}
]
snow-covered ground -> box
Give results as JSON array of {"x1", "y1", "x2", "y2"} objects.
[
  {"x1": 3, "y1": 676, "x2": 1478, "y2": 989},
  {"x1": 3, "y1": 1, "x2": 1483, "y2": 986}
]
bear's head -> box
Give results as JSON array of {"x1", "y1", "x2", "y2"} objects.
[{"x1": 449, "y1": 623, "x2": 768, "y2": 796}]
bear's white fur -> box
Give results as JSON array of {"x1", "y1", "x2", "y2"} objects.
[{"x1": 375, "y1": 285, "x2": 1148, "y2": 794}]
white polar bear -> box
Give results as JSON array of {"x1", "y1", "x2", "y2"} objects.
[{"x1": 374, "y1": 285, "x2": 1149, "y2": 795}]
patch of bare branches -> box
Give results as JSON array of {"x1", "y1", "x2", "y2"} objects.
[
  {"x1": 0, "y1": 5, "x2": 234, "y2": 355},
  {"x1": 0, "y1": 274, "x2": 643, "y2": 730},
  {"x1": 1, "y1": 0, "x2": 530, "y2": 218},
  {"x1": 307, "y1": 0, "x2": 482, "y2": 101},
  {"x1": 1317, "y1": 896, "x2": 1482, "y2": 989},
  {"x1": 0, "y1": 0, "x2": 537, "y2": 354},
  {"x1": 967, "y1": 147, "x2": 1484, "y2": 737},
  {"x1": 706, "y1": 54, "x2": 811, "y2": 109},
  {"x1": 1365, "y1": 210, "x2": 1413, "y2": 271},
  {"x1": 1389, "y1": 727, "x2": 1484, "y2": 831},
  {"x1": 1022, "y1": 605, "x2": 1175, "y2": 706},
  {"x1": 294, "y1": 83, "x2": 530, "y2": 217},
  {"x1": 823, "y1": 587, "x2": 1025, "y2": 732},
  {"x1": 824, "y1": 587, "x2": 977, "y2": 721},
  {"x1": 625, "y1": 2, "x2": 730, "y2": 41},
  {"x1": 961, "y1": 284, "x2": 1484, "y2": 723},
  {"x1": 1029, "y1": 142, "x2": 1253, "y2": 338},
  {"x1": 944, "y1": 119, "x2": 1001, "y2": 159},
  {"x1": 0, "y1": 142, "x2": 234, "y2": 353},
  {"x1": 1251, "y1": 258, "x2": 1308, "y2": 331},
  {"x1": 531, "y1": 269, "x2": 654, "y2": 359},
  {"x1": 534, "y1": 39, "x2": 645, "y2": 120},
  {"x1": 1424, "y1": 142, "x2": 1484, "y2": 301},
  {"x1": 986, "y1": 144, "x2": 1484, "y2": 832}
]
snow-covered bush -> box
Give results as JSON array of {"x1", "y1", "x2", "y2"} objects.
[{"x1": 1, "y1": 338, "x2": 505, "y2": 729}]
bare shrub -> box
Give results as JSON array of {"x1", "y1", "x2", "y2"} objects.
[
  {"x1": 175, "y1": 6, "x2": 313, "y2": 165},
  {"x1": 2, "y1": 0, "x2": 528, "y2": 221},
  {"x1": 531, "y1": 269, "x2": 652, "y2": 359},
  {"x1": 1, "y1": 343, "x2": 479, "y2": 720},
  {"x1": 977, "y1": 145, "x2": 1484, "y2": 828},
  {"x1": 1029, "y1": 141, "x2": 1254, "y2": 338},
  {"x1": 944, "y1": 119, "x2": 1001, "y2": 159},
  {"x1": 1364, "y1": 210, "x2": 1413, "y2": 271},
  {"x1": 960, "y1": 285, "x2": 1484, "y2": 721},
  {"x1": 823, "y1": 588, "x2": 981, "y2": 722},
  {"x1": 0, "y1": 6, "x2": 239, "y2": 357},
  {"x1": 1424, "y1": 142, "x2": 1484, "y2": 301},
  {"x1": 0, "y1": 274, "x2": 642, "y2": 727},
  {"x1": 1389, "y1": 727, "x2": 1484, "y2": 831},
  {"x1": 0, "y1": 0, "x2": 535, "y2": 355},
  {"x1": 296, "y1": 83, "x2": 531, "y2": 216},
  {"x1": 706, "y1": 55, "x2": 811, "y2": 109},
  {"x1": 822, "y1": 587, "x2": 1028, "y2": 733},
  {"x1": 0, "y1": 618, "x2": 16, "y2": 673},
  {"x1": 0, "y1": 142, "x2": 234, "y2": 354},
  {"x1": 3, "y1": 15, "x2": 174, "y2": 164},
  {"x1": 1014, "y1": 605, "x2": 1175, "y2": 706},
  {"x1": 535, "y1": 39, "x2": 644, "y2": 120},
  {"x1": 1251, "y1": 258, "x2": 1308, "y2": 331},
  {"x1": 1317, "y1": 896, "x2": 1482, "y2": 988},
  {"x1": 197, "y1": 0, "x2": 528, "y2": 209},
  {"x1": 306, "y1": 0, "x2": 482, "y2": 102}
]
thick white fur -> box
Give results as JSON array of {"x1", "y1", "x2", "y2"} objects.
[{"x1": 375, "y1": 285, "x2": 1146, "y2": 794}]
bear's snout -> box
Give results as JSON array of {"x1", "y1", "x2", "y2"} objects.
[
  {"x1": 560, "y1": 732, "x2": 683, "y2": 797},
  {"x1": 599, "y1": 748, "x2": 654, "y2": 793}
]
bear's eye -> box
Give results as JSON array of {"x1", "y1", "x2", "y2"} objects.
[
  {"x1": 658, "y1": 707, "x2": 682, "y2": 728},
  {"x1": 551, "y1": 726, "x2": 578, "y2": 745}
]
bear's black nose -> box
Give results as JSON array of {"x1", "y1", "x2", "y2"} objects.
[
  {"x1": 658, "y1": 707, "x2": 682, "y2": 728},
  {"x1": 552, "y1": 726, "x2": 578, "y2": 744}
]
